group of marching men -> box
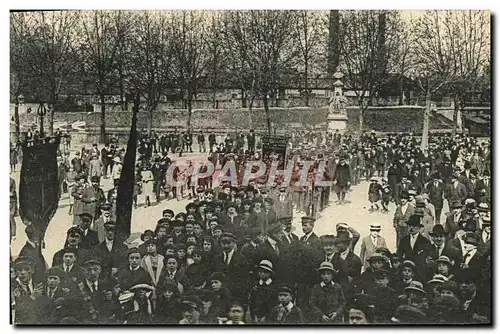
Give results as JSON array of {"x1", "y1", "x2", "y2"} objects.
[{"x1": 10, "y1": 129, "x2": 491, "y2": 324}]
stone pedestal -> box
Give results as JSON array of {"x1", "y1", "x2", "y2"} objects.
[{"x1": 327, "y1": 113, "x2": 348, "y2": 133}]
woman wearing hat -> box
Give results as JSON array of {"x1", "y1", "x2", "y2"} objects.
[
  {"x1": 119, "y1": 283, "x2": 155, "y2": 324},
  {"x1": 310, "y1": 262, "x2": 346, "y2": 323},
  {"x1": 154, "y1": 278, "x2": 182, "y2": 323}
]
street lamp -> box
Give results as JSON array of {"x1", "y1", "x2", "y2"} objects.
[{"x1": 37, "y1": 102, "x2": 47, "y2": 138}]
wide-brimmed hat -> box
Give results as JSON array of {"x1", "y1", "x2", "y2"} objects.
[
  {"x1": 130, "y1": 283, "x2": 155, "y2": 291},
  {"x1": 369, "y1": 223, "x2": 381, "y2": 231},
  {"x1": 404, "y1": 281, "x2": 426, "y2": 294},
  {"x1": 427, "y1": 274, "x2": 449, "y2": 285},
  {"x1": 317, "y1": 261, "x2": 337, "y2": 273},
  {"x1": 113, "y1": 156, "x2": 121, "y2": 163},
  {"x1": 401, "y1": 260, "x2": 416, "y2": 271},
  {"x1": 257, "y1": 260, "x2": 274, "y2": 273},
  {"x1": 436, "y1": 255, "x2": 453, "y2": 267}
]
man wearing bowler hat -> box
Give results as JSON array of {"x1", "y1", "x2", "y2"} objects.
[
  {"x1": 396, "y1": 215, "x2": 432, "y2": 266},
  {"x1": 429, "y1": 224, "x2": 461, "y2": 266},
  {"x1": 445, "y1": 201, "x2": 465, "y2": 240}
]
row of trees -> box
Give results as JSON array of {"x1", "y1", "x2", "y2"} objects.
[{"x1": 10, "y1": 10, "x2": 490, "y2": 142}]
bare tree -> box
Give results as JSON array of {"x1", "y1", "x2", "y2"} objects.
[
  {"x1": 125, "y1": 11, "x2": 174, "y2": 135},
  {"x1": 79, "y1": 10, "x2": 131, "y2": 143},
  {"x1": 442, "y1": 10, "x2": 490, "y2": 135},
  {"x1": 223, "y1": 10, "x2": 298, "y2": 134},
  {"x1": 170, "y1": 10, "x2": 210, "y2": 131},
  {"x1": 340, "y1": 10, "x2": 391, "y2": 135},
  {"x1": 11, "y1": 11, "x2": 78, "y2": 136},
  {"x1": 412, "y1": 11, "x2": 455, "y2": 149},
  {"x1": 293, "y1": 10, "x2": 327, "y2": 106},
  {"x1": 387, "y1": 13, "x2": 417, "y2": 105}
]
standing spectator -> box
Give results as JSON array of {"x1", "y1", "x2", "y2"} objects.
[
  {"x1": 359, "y1": 223, "x2": 388, "y2": 270},
  {"x1": 197, "y1": 131, "x2": 206, "y2": 153},
  {"x1": 333, "y1": 157, "x2": 351, "y2": 205},
  {"x1": 309, "y1": 262, "x2": 346, "y2": 323},
  {"x1": 111, "y1": 157, "x2": 122, "y2": 187}
]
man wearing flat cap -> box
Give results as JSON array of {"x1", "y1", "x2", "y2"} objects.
[
  {"x1": 446, "y1": 172, "x2": 468, "y2": 205},
  {"x1": 93, "y1": 202, "x2": 114, "y2": 243},
  {"x1": 72, "y1": 257, "x2": 117, "y2": 323},
  {"x1": 78, "y1": 212, "x2": 100, "y2": 250},
  {"x1": 213, "y1": 232, "x2": 249, "y2": 304},
  {"x1": 396, "y1": 215, "x2": 432, "y2": 266},
  {"x1": 12, "y1": 256, "x2": 41, "y2": 323},
  {"x1": 92, "y1": 221, "x2": 129, "y2": 279}
]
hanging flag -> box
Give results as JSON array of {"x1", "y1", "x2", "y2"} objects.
[
  {"x1": 115, "y1": 100, "x2": 139, "y2": 241},
  {"x1": 19, "y1": 137, "x2": 61, "y2": 240}
]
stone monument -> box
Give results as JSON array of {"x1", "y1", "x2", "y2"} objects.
[{"x1": 327, "y1": 71, "x2": 348, "y2": 133}]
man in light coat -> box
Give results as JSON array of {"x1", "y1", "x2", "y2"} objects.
[{"x1": 359, "y1": 223, "x2": 388, "y2": 270}]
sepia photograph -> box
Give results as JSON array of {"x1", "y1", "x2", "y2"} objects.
[{"x1": 9, "y1": 9, "x2": 491, "y2": 325}]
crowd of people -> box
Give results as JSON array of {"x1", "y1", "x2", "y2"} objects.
[{"x1": 10, "y1": 128, "x2": 492, "y2": 325}]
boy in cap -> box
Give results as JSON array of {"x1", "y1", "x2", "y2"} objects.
[
  {"x1": 249, "y1": 260, "x2": 278, "y2": 323},
  {"x1": 116, "y1": 247, "x2": 150, "y2": 291},
  {"x1": 310, "y1": 262, "x2": 346, "y2": 323},
  {"x1": 268, "y1": 285, "x2": 304, "y2": 324}
]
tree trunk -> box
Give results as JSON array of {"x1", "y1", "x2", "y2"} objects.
[
  {"x1": 119, "y1": 67, "x2": 126, "y2": 111},
  {"x1": 186, "y1": 91, "x2": 193, "y2": 132},
  {"x1": 263, "y1": 95, "x2": 271, "y2": 135},
  {"x1": 398, "y1": 75, "x2": 404, "y2": 105},
  {"x1": 358, "y1": 99, "x2": 364, "y2": 136},
  {"x1": 304, "y1": 60, "x2": 310, "y2": 107},
  {"x1": 48, "y1": 102, "x2": 55, "y2": 136},
  {"x1": 241, "y1": 89, "x2": 247, "y2": 108},
  {"x1": 452, "y1": 94, "x2": 459, "y2": 136},
  {"x1": 148, "y1": 107, "x2": 153, "y2": 136},
  {"x1": 99, "y1": 94, "x2": 106, "y2": 144},
  {"x1": 421, "y1": 90, "x2": 431, "y2": 151},
  {"x1": 14, "y1": 99, "x2": 20, "y2": 141}
]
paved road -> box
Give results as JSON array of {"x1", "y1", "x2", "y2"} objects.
[{"x1": 10, "y1": 159, "x2": 448, "y2": 264}]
